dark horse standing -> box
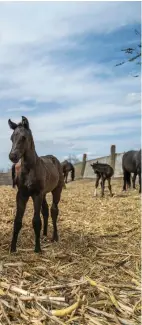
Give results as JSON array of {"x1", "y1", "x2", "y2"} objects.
[
  {"x1": 91, "y1": 161, "x2": 114, "y2": 197},
  {"x1": 8, "y1": 116, "x2": 64, "y2": 253},
  {"x1": 122, "y1": 150, "x2": 141, "y2": 193},
  {"x1": 61, "y1": 160, "x2": 75, "y2": 184}
]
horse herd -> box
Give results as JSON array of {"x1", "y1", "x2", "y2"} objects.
[{"x1": 7, "y1": 116, "x2": 141, "y2": 253}]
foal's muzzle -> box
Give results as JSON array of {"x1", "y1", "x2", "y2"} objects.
[{"x1": 9, "y1": 152, "x2": 19, "y2": 164}]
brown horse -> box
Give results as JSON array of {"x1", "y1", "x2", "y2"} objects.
[{"x1": 8, "y1": 116, "x2": 64, "y2": 253}]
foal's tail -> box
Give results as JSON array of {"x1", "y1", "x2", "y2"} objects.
[{"x1": 71, "y1": 165, "x2": 75, "y2": 181}]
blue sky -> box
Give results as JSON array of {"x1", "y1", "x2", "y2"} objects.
[{"x1": 0, "y1": 1, "x2": 141, "y2": 169}]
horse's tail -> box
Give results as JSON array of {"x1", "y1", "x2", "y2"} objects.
[{"x1": 71, "y1": 165, "x2": 75, "y2": 181}]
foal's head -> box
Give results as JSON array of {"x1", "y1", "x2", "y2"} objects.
[
  {"x1": 8, "y1": 116, "x2": 33, "y2": 163},
  {"x1": 90, "y1": 161, "x2": 99, "y2": 173}
]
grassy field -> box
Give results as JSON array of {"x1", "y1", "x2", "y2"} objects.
[{"x1": 0, "y1": 179, "x2": 141, "y2": 325}]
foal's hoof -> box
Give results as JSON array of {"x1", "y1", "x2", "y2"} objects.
[
  {"x1": 51, "y1": 235, "x2": 58, "y2": 242},
  {"x1": 10, "y1": 246, "x2": 16, "y2": 253},
  {"x1": 10, "y1": 249, "x2": 16, "y2": 254},
  {"x1": 34, "y1": 247, "x2": 42, "y2": 253}
]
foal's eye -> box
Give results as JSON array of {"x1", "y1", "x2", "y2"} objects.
[{"x1": 21, "y1": 136, "x2": 26, "y2": 141}]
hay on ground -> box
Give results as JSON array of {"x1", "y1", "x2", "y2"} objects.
[{"x1": 0, "y1": 178, "x2": 141, "y2": 325}]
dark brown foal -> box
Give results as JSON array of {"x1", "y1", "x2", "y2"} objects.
[
  {"x1": 8, "y1": 116, "x2": 64, "y2": 253},
  {"x1": 91, "y1": 162, "x2": 114, "y2": 198}
]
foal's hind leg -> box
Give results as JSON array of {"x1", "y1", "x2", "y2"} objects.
[
  {"x1": 101, "y1": 176, "x2": 106, "y2": 197},
  {"x1": 51, "y1": 186, "x2": 62, "y2": 242},
  {"x1": 94, "y1": 174, "x2": 100, "y2": 197},
  {"x1": 11, "y1": 191, "x2": 29, "y2": 252},
  {"x1": 41, "y1": 196, "x2": 49, "y2": 236},
  {"x1": 32, "y1": 194, "x2": 42, "y2": 253},
  {"x1": 108, "y1": 178, "x2": 113, "y2": 197}
]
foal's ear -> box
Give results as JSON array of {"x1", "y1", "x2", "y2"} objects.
[
  {"x1": 8, "y1": 119, "x2": 18, "y2": 130},
  {"x1": 21, "y1": 116, "x2": 29, "y2": 129}
]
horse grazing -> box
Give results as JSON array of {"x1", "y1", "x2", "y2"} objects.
[
  {"x1": 8, "y1": 116, "x2": 64, "y2": 253},
  {"x1": 61, "y1": 160, "x2": 75, "y2": 184},
  {"x1": 122, "y1": 150, "x2": 141, "y2": 193},
  {"x1": 91, "y1": 161, "x2": 114, "y2": 197}
]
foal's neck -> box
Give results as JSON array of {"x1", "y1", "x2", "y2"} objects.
[
  {"x1": 21, "y1": 136, "x2": 38, "y2": 171},
  {"x1": 22, "y1": 150, "x2": 38, "y2": 170}
]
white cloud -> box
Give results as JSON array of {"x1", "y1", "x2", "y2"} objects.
[
  {"x1": 7, "y1": 106, "x2": 36, "y2": 113},
  {"x1": 126, "y1": 92, "x2": 141, "y2": 105},
  {"x1": 0, "y1": 2, "x2": 140, "y2": 46}
]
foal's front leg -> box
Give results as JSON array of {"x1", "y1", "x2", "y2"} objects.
[
  {"x1": 51, "y1": 187, "x2": 62, "y2": 242},
  {"x1": 32, "y1": 194, "x2": 42, "y2": 253},
  {"x1": 11, "y1": 191, "x2": 29, "y2": 252}
]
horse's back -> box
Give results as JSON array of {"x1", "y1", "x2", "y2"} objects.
[
  {"x1": 92, "y1": 163, "x2": 114, "y2": 178},
  {"x1": 97, "y1": 163, "x2": 113, "y2": 176}
]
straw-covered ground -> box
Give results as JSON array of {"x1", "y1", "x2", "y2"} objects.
[{"x1": 0, "y1": 178, "x2": 141, "y2": 325}]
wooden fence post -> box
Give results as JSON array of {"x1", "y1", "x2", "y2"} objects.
[
  {"x1": 110, "y1": 145, "x2": 116, "y2": 174},
  {"x1": 81, "y1": 153, "x2": 87, "y2": 177}
]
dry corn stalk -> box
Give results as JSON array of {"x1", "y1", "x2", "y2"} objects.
[{"x1": 50, "y1": 298, "x2": 81, "y2": 317}]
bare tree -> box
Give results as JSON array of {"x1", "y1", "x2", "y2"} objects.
[
  {"x1": 67, "y1": 154, "x2": 80, "y2": 164},
  {"x1": 115, "y1": 29, "x2": 141, "y2": 77}
]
